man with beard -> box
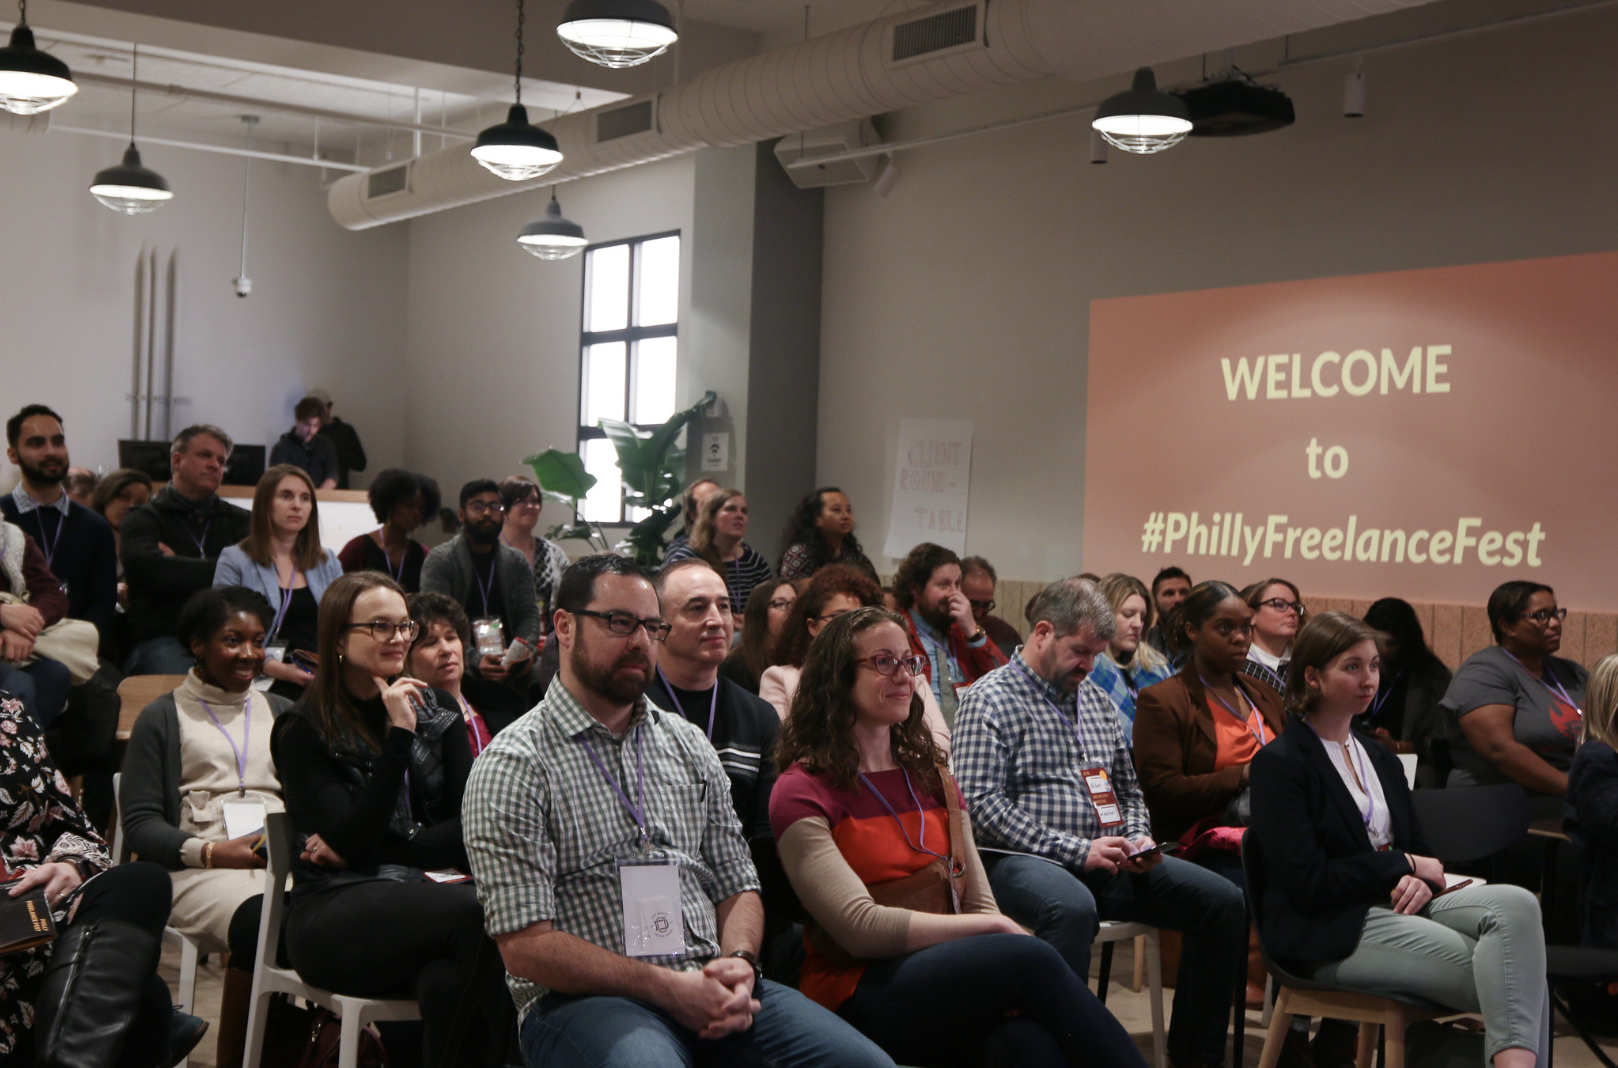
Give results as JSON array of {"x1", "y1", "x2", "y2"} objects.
[
  {"x1": 422, "y1": 479, "x2": 539, "y2": 689},
  {"x1": 952, "y1": 577, "x2": 1245, "y2": 1068},
  {"x1": 462, "y1": 553, "x2": 892, "y2": 1068},
  {"x1": 268, "y1": 395, "x2": 340, "y2": 489},
  {"x1": 894, "y1": 542, "x2": 1008, "y2": 729},
  {"x1": 644, "y1": 559, "x2": 778, "y2": 840},
  {"x1": 122, "y1": 424, "x2": 252, "y2": 675},
  {"x1": 3, "y1": 405, "x2": 118, "y2": 652}
]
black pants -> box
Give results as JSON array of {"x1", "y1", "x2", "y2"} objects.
[
  {"x1": 283, "y1": 880, "x2": 510, "y2": 1068},
  {"x1": 837, "y1": 932, "x2": 1147, "y2": 1068},
  {"x1": 66, "y1": 862, "x2": 176, "y2": 1068}
]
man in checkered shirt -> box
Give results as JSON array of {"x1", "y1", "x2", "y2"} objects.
[
  {"x1": 463, "y1": 553, "x2": 890, "y2": 1068},
  {"x1": 953, "y1": 576, "x2": 1245, "y2": 1068}
]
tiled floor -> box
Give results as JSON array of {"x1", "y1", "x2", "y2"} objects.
[{"x1": 162, "y1": 940, "x2": 1616, "y2": 1067}]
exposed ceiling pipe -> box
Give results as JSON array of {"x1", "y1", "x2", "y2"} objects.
[
  {"x1": 51, "y1": 121, "x2": 369, "y2": 171},
  {"x1": 329, "y1": 0, "x2": 1448, "y2": 230}
]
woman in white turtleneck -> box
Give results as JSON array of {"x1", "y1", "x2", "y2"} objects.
[{"x1": 119, "y1": 586, "x2": 298, "y2": 1068}]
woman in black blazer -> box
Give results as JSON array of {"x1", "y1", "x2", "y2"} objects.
[{"x1": 1250, "y1": 613, "x2": 1547, "y2": 1068}]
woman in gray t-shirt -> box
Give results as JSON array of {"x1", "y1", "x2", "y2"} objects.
[{"x1": 1440, "y1": 581, "x2": 1586, "y2": 802}]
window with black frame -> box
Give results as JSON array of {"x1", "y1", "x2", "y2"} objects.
[{"x1": 577, "y1": 231, "x2": 681, "y2": 523}]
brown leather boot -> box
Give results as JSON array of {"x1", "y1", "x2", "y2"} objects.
[{"x1": 215, "y1": 966, "x2": 254, "y2": 1068}]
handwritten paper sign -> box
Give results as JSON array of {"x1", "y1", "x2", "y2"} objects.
[{"x1": 883, "y1": 419, "x2": 974, "y2": 559}]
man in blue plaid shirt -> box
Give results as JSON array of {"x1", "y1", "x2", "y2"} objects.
[{"x1": 954, "y1": 577, "x2": 1245, "y2": 1068}]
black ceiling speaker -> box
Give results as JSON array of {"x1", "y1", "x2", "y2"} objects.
[{"x1": 1175, "y1": 78, "x2": 1295, "y2": 137}]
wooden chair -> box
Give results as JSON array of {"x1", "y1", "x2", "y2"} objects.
[
  {"x1": 115, "y1": 674, "x2": 188, "y2": 743},
  {"x1": 1243, "y1": 832, "x2": 1466, "y2": 1068}
]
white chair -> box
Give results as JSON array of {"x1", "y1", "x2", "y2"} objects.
[
  {"x1": 243, "y1": 812, "x2": 420, "y2": 1068},
  {"x1": 1095, "y1": 920, "x2": 1166, "y2": 1068},
  {"x1": 111, "y1": 773, "x2": 201, "y2": 1068}
]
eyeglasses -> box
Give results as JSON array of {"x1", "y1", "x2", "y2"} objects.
[
  {"x1": 573, "y1": 608, "x2": 672, "y2": 641},
  {"x1": 813, "y1": 608, "x2": 853, "y2": 623},
  {"x1": 464, "y1": 500, "x2": 505, "y2": 516},
  {"x1": 1521, "y1": 607, "x2": 1568, "y2": 625},
  {"x1": 858, "y1": 653, "x2": 928, "y2": 678},
  {"x1": 346, "y1": 619, "x2": 420, "y2": 643},
  {"x1": 968, "y1": 599, "x2": 996, "y2": 613},
  {"x1": 768, "y1": 599, "x2": 795, "y2": 611},
  {"x1": 1258, "y1": 598, "x2": 1306, "y2": 616}
]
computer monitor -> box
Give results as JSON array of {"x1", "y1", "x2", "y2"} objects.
[{"x1": 118, "y1": 440, "x2": 266, "y2": 486}]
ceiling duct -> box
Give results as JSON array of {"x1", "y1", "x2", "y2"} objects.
[
  {"x1": 1177, "y1": 78, "x2": 1296, "y2": 136},
  {"x1": 328, "y1": 0, "x2": 1446, "y2": 229}
]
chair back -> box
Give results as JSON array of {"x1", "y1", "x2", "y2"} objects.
[
  {"x1": 749, "y1": 835, "x2": 808, "y2": 926},
  {"x1": 252, "y1": 812, "x2": 296, "y2": 981},
  {"x1": 111, "y1": 771, "x2": 127, "y2": 863},
  {"x1": 1410, "y1": 783, "x2": 1529, "y2": 866},
  {"x1": 1239, "y1": 830, "x2": 1314, "y2": 989},
  {"x1": 116, "y1": 674, "x2": 188, "y2": 740}
]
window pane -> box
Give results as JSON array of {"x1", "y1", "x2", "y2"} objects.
[
  {"x1": 636, "y1": 235, "x2": 680, "y2": 327},
  {"x1": 586, "y1": 244, "x2": 630, "y2": 332},
  {"x1": 582, "y1": 342, "x2": 626, "y2": 426},
  {"x1": 580, "y1": 437, "x2": 622, "y2": 523},
  {"x1": 632, "y1": 336, "x2": 677, "y2": 425}
]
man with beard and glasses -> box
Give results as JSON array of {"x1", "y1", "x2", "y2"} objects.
[
  {"x1": 422, "y1": 479, "x2": 539, "y2": 690},
  {"x1": 894, "y1": 542, "x2": 1008, "y2": 729},
  {"x1": 462, "y1": 553, "x2": 892, "y2": 1068},
  {"x1": 643, "y1": 559, "x2": 778, "y2": 840},
  {"x1": 3, "y1": 405, "x2": 118, "y2": 654}
]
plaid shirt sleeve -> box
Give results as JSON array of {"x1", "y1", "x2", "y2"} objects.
[
  {"x1": 1082, "y1": 682, "x2": 1154, "y2": 842},
  {"x1": 953, "y1": 670, "x2": 1095, "y2": 869},
  {"x1": 463, "y1": 730, "x2": 556, "y2": 937}
]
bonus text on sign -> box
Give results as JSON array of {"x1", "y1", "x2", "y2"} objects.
[{"x1": 1138, "y1": 511, "x2": 1546, "y2": 569}]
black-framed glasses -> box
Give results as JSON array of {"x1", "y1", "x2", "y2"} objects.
[
  {"x1": 1521, "y1": 607, "x2": 1568, "y2": 625},
  {"x1": 464, "y1": 500, "x2": 505, "y2": 516},
  {"x1": 346, "y1": 619, "x2": 420, "y2": 643},
  {"x1": 969, "y1": 599, "x2": 996, "y2": 613},
  {"x1": 573, "y1": 608, "x2": 672, "y2": 641},
  {"x1": 768, "y1": 598, "x2": 795, "y2": 611},
  {"x1": 857, "y1": 653, "x2": 928, "y2": 678},
  {"x1": 813, "y1": 608, "x2": 853, "y2": 623},
  {"x1": 1258, "y1": 598, "x2": 1305, "y2": 616}
]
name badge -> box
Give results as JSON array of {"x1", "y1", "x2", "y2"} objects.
[
  {"x1": 1082, "y1": 764, "x2": 1124, "y2": 829},
  {"x1": 222, "y1": 799, "x2": 267, "y2": 841},
  {"x1": 472, "y1": 618, "x2": 506, "y2": 660},
  {"x1": 251, "y1": 645, "x2": 288, "y2": 692},
  {"x1": 618, "y1": 855, "x2": 685, "y2": 958}
]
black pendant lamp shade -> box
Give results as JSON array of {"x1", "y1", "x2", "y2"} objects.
[
  {"x1": 472, "y1": 103, "x2": 563, "y2": 181},
  {"x1": 0, "y1": 18, "x2": 78, "y2": 115},
  {"x1": 517, "y1": 192, "x2": 587, "y2": 259},
  {"x1": 1091, "y1": 67, "x2": 1192, "y2": 155},
  {"x1": 90, "y1": 144, "x2": 172, "y2": 215},
  {"x1": 556, "y1": 0, "x2": 678, "y2": 69}
]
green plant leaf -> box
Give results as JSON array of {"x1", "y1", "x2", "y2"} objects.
[
  {"x1": 615, "y1": 502, "x2": 683, "y2": 567},
  {"x1": 546, "y1": 522, "x2": 601, "y2": 546},
  {"x1": 523, "y1": 449, "x2": 597, "y2": 508}
]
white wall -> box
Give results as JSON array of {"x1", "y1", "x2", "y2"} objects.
[
  {"x1": 0, "y1": 128, "x2": 408, "y2": 487},
  {"x1": 817, "y1": 6, "x2": 1618, "y2": 583}
]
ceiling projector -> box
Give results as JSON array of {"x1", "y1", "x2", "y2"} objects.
[{"x1": 1174, "y1": 78, "x2": 1296, "y2": 137}]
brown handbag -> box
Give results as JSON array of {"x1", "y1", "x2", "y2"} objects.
[{"x1": 806, "y1": 766, "x2": 968, "y2": 969}]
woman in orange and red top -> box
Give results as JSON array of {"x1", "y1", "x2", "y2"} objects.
[{"x1": 770, "y1": 607, "x2": 1143, "y2": 1068}]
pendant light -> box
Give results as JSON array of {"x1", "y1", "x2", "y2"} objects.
[
  {"x1": 517, "y1": 189, "x2": 587, "y2": 259},
  {"x1": 471, "y1": 0, "x2": 562, "y2": 181},
  {"x1": 89, "y1": 44, "x2": 172, "y2": 215},
  {"x1": 556, "y1": 0, "x2": 677, "y2": 69},
  {"x1": 0, "y1": 0, "x2": 77, "y2": 115},
  {"x1": 1091, "y1": 67, "x2": 1192, "y2": 155}
]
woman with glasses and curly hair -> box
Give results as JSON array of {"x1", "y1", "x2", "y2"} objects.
[
  {"x1": 271, "y1": 571, "x2": 512, "y2": 1067},
  {"x1": 770, "y1": 606, "x2": 1144, "y2": 1068}
]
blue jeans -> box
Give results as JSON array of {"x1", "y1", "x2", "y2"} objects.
[
  {"x1": 986, "y1": 853, "x2": 1246, "y2": 1065},
  {"x1": 125, "y1": 636, "x2": 194, "y2": 676},
  {"x1": 520, "y1": 979, "x2": 893, "y2": 1068},
  {"x1": 0, "y1": 658, "x2": 71, "y2": 728},
  {"x1": 839, "y1": 932, "x2": 1145, "y2": 1068}
]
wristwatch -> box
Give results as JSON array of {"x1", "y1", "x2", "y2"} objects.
[{"x1": 728, "y1": 949, "x2": 764, "y2": 987}]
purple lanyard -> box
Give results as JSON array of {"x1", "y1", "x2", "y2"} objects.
[
  {"x1": 1306, "y1": 720, "x2": 1377, "y2": 834},
  {"x1": 473, "y1": 557, "x2": 496, "y2": 618},
  {"x1": 1503, "y1": 650, "x2": 1582, "y2": 714},
  {"x1": 197, "y1": 697, "x2": 250, "y2": 797},
  {"x1": 657, "y1": 667, "x2": 718, "y2": 740},
  {"x1": 184, "y1": 519, "x2": 211, "y2": 556},
  {"x1": 376, "y1": 530, "x2": 408, "y2": 585},
  {"x1": 858, "y1": 768, "x2": 952, "y2": 865},
  {"x1": 1368, "y1": 672, "x2": 1403, "y2": 721},
  {"x1": 30, "y1": 507, "x2": 65, "y2": 570},
  {"x1": 269, "y1": 566, "x2": 299, "y2": 643},
  {"x1": 457, "y1": 694, "x2": 484, "y2": 757},
  {"x1": 578, "y1": 725, "x2": 649, "y2": 846},
  {"x1": 1013, "y1": 658, "x2": 1091, "y2": 762},
  {"x1": 1200, "y1": 677, "x2": 1268, "y2": 746}
]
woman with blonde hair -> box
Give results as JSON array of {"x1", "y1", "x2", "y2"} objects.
[
  {"x1": 1250, "y1": 612, "x2": 1548, "y2": 1068},
  {"x1": 1088, "y1": 573, "x2": 1173, "y2": 741},
  {"x1": 1567, "y1": 653, "x2": 1618, "y2": 948},
  {"x1": 214, "y1": 464, "x2": 343, "y2": 700},
  {"x1": 663, "y1": 487, "x2": 773, "y2": 617}
]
